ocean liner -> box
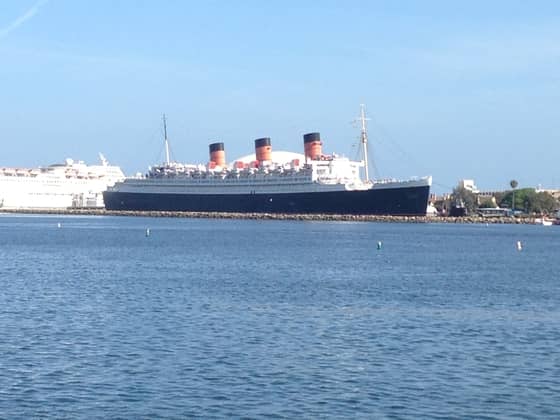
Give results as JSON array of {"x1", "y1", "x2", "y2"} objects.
[
  {"x1": 0, "y1": 154, "x2": 125, "y2": 209},
  {"x1": 103, "y1": 107, "x2": 432, "y2": 215}
]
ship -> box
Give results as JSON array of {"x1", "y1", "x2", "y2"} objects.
[
  {"x1": 103, "y1": 107, "x2": 432, "y2": 215},
  {"x1": 0, "y1": 154, "x2": 125, "y2": 209}
]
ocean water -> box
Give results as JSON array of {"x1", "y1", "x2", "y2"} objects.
[{"x1": 0, "y1": 214, "x2": 559, "y2": 419}]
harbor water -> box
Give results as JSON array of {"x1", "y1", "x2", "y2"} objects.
[{"x1": 0, "y1": 214, "x2": 559, "y2": 418}]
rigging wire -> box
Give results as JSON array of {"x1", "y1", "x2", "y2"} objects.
[
  {"x1": 350, "y1": 133, "x2": 379, "y2": 179},
  {"x1": 364, "y1": 117, "x2": 456, "y2": 190},
  {"x1": 350, "y1": 112, "x2": 453, "y2": 192},
  {"x1": 149, "y1": 116, "x2": 177, "y2": 165}
]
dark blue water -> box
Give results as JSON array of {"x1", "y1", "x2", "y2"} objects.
[{"x1": 1, "y1": 214, "x2": 559, "y2": 419}]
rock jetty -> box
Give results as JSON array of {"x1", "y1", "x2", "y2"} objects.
[{"x1": 0, "y1": 208, "x2": 543, "y2": 224}]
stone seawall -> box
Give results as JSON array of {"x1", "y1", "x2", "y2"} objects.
[{"x1": 0, "y1": 208, "x2": 547, "y2": 224}]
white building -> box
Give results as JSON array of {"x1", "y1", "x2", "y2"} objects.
[{"x1": 459, "y1": 179, "x2": 479, "y2": 193}]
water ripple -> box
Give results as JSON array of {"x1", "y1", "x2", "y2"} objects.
[{"x1": 0, "y1": 217, "x2": 559, "y2": 418}]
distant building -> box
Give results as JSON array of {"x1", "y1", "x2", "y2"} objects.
[
  {"x1": 477, "y1": 195, "x2": 498, "y2": 207},
  {"x1": 536, "y1": 186, "x2": 560, "y2": 201},
  {"x1": 458, "y1": 179, "x2": 479, "y2": 193}
]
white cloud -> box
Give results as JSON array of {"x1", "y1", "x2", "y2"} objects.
[{"x1": 0, "y1": 0, "x2": 49, "y2": 40}]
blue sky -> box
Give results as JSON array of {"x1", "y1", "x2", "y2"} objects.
[{"x1": 1, "y1": 0, "x2": 559, "y2": 193}]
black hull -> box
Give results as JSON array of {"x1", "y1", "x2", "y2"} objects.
[{"x1": 103, "y1": 185, "x2": 430, "y2": 216}]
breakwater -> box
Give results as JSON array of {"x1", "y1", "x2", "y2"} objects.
[{"x1": 0, "y1": 208, "x2": 547, "y2": 224}]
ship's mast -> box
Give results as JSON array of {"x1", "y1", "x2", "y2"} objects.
[
  {"x1": 359, "y1": 104, "x2": 371, "y2": 182},
  {"x1": 163, "y1": 114, "x2": 170, "y2": 165}
]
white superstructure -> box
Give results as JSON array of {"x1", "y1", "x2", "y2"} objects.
[
  {"x1": 0, "y1": 154, "x2": 125, "y2": 209},
  {"x1": 112, "y1": 151, "x2": 431, "y2": 196}
]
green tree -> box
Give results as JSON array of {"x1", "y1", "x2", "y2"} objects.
[
  {"x1": 510, "y1": 179, "x2": 518, "y2": 210},
  {"x1": 533, "y1": 191, "x2": 558, "y2": 214},
  {"x1": 500, "y1": 188, "x2": 529, "y2": 212},
  {"x1": 494, "y1": 191, "x2": 505, "y2": 206},
  {"x1": 500, "y1": 189, "x2": 558, "y2": 214},
  {"x1": 450, "y1": 186, "x2": 477, "y2": 214}
]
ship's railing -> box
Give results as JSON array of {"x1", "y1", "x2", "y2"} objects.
[
  {"x1": 373, "y1": 178, "x2": 399, "y2": 184},
  {"x1": 146, "y1": 168, "x2": 314, "y2": 182},
  {"x1": 139, "y1": 175, "x2": 313, "y2": 185},
  {"x1": 372, "y1": 176, "x2": 431, "y2": 185},
  {"x1": 147, "y1": 161, "x2": 314, "y2": 180},
  {"x1": 127, "y1": 174, "x2": 318, "y2": 189}
]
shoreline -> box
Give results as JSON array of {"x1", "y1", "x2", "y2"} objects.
[{"x1": 0, "y1": 208, "x2": 551, "y2": 224}]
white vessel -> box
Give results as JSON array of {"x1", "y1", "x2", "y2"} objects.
[
  {"x1": 535, "y1": 217, "x2": 553, "y2": 226},
  {"x1": 0, "y1": 154, "x2": 125, "y2": 209}
]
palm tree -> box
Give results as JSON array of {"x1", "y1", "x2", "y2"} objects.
[{"x1": 510, "y1": 179, "x2": 518, "y2": 213}]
